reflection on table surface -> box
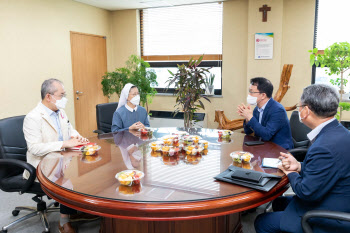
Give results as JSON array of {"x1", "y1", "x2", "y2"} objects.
[{"x1": 40, "y1": 127, "x2": 286, "y2": 203}]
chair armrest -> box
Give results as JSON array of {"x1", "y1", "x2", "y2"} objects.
[
  {"x1": 288, "y1": 148, "x2": 308, "y2": 154},
  {"x1": 93, "y1": 130, "x2": 105, "y2": 134},
  {"x1": 302, "y1": 210, "x2": 350, "y2": 233},
  {"x1": 288, "y1": 148, "x2": 308, "y2": 162},
  {"x1": 0, "y1": 159, "x2": 36, "y2": 193}
]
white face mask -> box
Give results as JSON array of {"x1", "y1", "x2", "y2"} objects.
[
  {"x1": 51, "y1": 95, "x2": 68, "y2": 109},
  {"x1": 247, "y1": 95, "x2": 258, "y2": 105},
  {"x1": 298, "y1": 106, "x2": 308, "y2": 123},
  {"x1": 130, "y1": 95, "x2": 140, "y2": 106}
]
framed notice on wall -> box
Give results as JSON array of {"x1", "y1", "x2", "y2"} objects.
[{"x1": 255, "y1": 33, "x2": 273, "y2": 59}]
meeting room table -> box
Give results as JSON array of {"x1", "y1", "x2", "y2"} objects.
[{"x1": 37, "y1": 127, "x2": 289, "y2": 233}]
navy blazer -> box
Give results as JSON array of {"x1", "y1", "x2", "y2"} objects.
[
  {"x1": 281, "y1": 120, "x2": 350, "y2": 233},
  {"x1": 243, "y1": 98, "x2": 293, "y2": 150}
]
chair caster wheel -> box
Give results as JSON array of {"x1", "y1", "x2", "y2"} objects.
[
  {"x1": 54, "y1": 202, "x2": 59, "y2": 207},
  {"x1": 12, "y1": 210, "x2": 20, "y2": 216},
  {"x1": 2, "y1": 230, "x2": 8, "y2": 233}
]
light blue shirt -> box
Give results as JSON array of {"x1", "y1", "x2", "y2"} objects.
[
  {"x1": 257, "y1": 99, "x2": 270, "y2": 124},
  {"x1": 41, "y1": 103, "x2": 63, "y2": 141},
  {"x1": 307, "y1": 117, "x2": 337, "y2": 142}
]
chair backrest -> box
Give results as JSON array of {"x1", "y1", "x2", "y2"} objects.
[
  {"x1": 96, "y1": 102, "x2": 118, "y2": 133},
  {"x1": 0, "y1": 116, "x2": 27, "y2": 161},
  {"x1": 290, "y1": 111, "x2": 312, "y2": 148}
]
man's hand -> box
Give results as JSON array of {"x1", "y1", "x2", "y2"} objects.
[
  {"x1": 72, "y1": 135, "x2": 89, "y2": 144},
  {"x1": 62, "y1": 137, "x2": 87, "y2": 149},
  {"x1": 129, "y1": 122, "x2": 143, "y2": 130},
  {"x1": 237, "y1": 103, "x2": 253, "y2": 121},
  {"x1": 278, "y1": 152, "x2": 301, "y2": 175}
]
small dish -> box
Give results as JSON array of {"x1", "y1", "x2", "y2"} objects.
[{"x1": 115, "y1": 170, "x2": 144, "y2": 186}]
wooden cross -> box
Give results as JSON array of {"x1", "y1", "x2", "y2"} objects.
[{"x1": 259, "y1": 4, "x2": 271, "y2": 22}]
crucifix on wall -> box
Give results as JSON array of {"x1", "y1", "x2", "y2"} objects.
[{"x1": 259, "y1": 4, "x2": 271, "y2": 22}]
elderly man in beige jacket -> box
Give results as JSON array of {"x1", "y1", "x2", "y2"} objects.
[{"x1": 23, "y1": 79, "x2": 98, "y2": 233}]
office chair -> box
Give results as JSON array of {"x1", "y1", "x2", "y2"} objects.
[
  {"x1": 302, "y1": 210, "x2": 350, "y2": 233},
  {"x1": 94, "y1": 102, "x2": 118, "y2": 134},
  {"x1": 0, "y1": 116, "x2": 59, "y2": 233},
  {"x1": 288, "y1": 111, "x2": 312, "y2": 162}
]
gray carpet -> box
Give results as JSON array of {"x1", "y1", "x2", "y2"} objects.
[{"x1": 0, "y1": 188, "x2": 294, "y2": 233}]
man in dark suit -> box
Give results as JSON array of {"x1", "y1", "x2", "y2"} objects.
[
  {"x1": 237, "y1": 77, "x2": 293, "y2": 150},
  {"x1": 255, "y1": 84, "x2": 350, "y2": 233}
]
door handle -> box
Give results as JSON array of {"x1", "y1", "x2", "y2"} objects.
[{"x1": 76, "y1": 91, "x2": 83, "y2": 94}]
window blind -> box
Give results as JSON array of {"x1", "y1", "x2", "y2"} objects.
[
  {"x1": 315, "y1": 0, "x2": 350, "y2": 50},
  {"x1": 141, "y1": 3, "x2": 223, "y2": 57}
]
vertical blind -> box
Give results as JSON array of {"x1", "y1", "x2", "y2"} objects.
[
  {"x1": 141, "y1": 3, "x2": 223, "y2": 56},
  {"x1": 315, "y1": 0, "x2": 350, "y2": 50}
]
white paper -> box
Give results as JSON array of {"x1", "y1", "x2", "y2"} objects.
[
  {"x1": 255, "y1": 33, "x2": 274, "y2": 59},
  {"x1": 262, "y1": 158, "x2": 281, "y2": 168}
]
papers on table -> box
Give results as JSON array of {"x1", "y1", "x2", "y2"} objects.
[{"x1": 262, "y1": 158, "x2": 281, "y2": 169}]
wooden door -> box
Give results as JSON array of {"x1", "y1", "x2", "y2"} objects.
[{"x1": 70, "y1": 31, "x2": 108, "y2": 137}]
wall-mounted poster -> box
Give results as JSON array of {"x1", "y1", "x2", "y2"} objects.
[{"x1": 255, "y1": 33, "x2": 273, "y2": 59}]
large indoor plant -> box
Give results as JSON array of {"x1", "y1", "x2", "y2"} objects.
[
  {"x1": 309, "y1": 42, "x2": 350, "y2": 121},
  {"x1": 167, "y1": 56, "x2": 211, "y2": 128},
  {"x1": 101, "y1": 55, "x2": 158, "y2": 112}
]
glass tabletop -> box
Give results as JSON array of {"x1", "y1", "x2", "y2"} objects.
[{"x1": 40, "y1": 127, "x2": 286, "y2": 203}]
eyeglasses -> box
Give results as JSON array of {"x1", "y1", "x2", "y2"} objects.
[
  {"x1": 51, "y1": 93, "x2": 66, "y2": 98},
  {"x1": 296, "y1": 104, "x2": 306, "y2": 108},
  {"x1": 129, "y1": 93, "x2": 139, "y2": 97},
  {"x1": 248, "y1": 91, "x2": 261, "y2": 94}
]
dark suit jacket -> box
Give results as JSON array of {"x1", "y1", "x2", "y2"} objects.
[
  {"x1": 281, "y1": 120, "x2": 350, "y2": 233},
  {"x1": 243, "y1": 98, "x2": 293, "y2": 150}
]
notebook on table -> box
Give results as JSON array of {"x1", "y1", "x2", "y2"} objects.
[{"x1": 214, "y1": 165, "x2": 281, "y2": 192}]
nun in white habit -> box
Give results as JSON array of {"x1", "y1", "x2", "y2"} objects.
[{"x1": 111, "y1": 83, "x2": 150, "y2": 132}]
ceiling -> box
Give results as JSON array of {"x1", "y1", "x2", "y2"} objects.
[{"x1": 74, "y1": 0, "x2": 227, "y2": 11}]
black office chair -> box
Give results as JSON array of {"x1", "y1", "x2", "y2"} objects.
[
  {"x1": 302, "y1": 210, "x2": 350, "y2": 233},
  {"x1": 288, "y1": 111, "x2": 312, "y2": 162},
  {"x1": 0, "y1": 116, "x2": 59, "y2": 233},
  {"x1": 93, "y1": 102, "x2": 118, "y2": 134}
]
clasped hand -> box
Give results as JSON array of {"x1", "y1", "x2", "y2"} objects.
[
  {"x1": 278, "y1": 152, "x2": 301, "y2": 175},
  {"x1": 237, "y1": 103, "x2": 253, "y2": 121},
  {"x1": 62, "y1": 135, "x2": 89, "y2": 148},
  {"x1": 129, "y1": 121, "x2": 145, "y2": 130}
]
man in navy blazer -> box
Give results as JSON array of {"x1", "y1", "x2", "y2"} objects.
[
  {"x1": 255, "y1": 84, "x2": 350, "y2": 233},
  {"x1": 237, "y1": 77, "x2": 293, "y2": 150}
]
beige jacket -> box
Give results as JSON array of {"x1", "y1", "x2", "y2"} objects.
[{"x1": 23, "y1": 102, "x2": 79, "y2": 180}]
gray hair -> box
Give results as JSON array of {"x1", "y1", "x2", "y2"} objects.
[
  {"x1": 41, "y1": 79, "x2": 64, "y2": 100},
  {"x1": 300, "y1": 84, "x2": 339, "y2": 118}
]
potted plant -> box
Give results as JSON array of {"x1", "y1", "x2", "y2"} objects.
[
  {"x1": 309, "y1": 42, "x2": 350, "y2": 121},
  {"x1": 205, "y1": 74, "x2": 215, "y2": 95},
  {"x1": 166, "y1": 56, "x2": 211, "y2": 128},
  {"x1": 101, "y1": 55, "x2": 158, "y2": 112}
]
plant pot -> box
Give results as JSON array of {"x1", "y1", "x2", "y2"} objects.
[{"x1": 205, "y1": 85, "x2": 214, "y2": 95}]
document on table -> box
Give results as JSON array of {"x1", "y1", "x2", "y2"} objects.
[{"x1": 262, "y1": 158, "x2": 281, "y2": 168}]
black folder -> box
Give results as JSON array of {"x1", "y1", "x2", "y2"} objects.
[{"x1": 214, "y1": 165, "x2": 282, "y2": 192}]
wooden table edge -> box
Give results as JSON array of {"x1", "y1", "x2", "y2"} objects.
[{"x1": 37, "y1": 162, "x2": 289, "y2": 221}]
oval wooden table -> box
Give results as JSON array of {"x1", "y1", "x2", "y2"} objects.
[{"x1": 37, "y1": 128, "x2": 289, "y2": 233}]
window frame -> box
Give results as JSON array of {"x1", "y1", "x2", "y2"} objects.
[{"x1": 148, "y1": 60, "x2": 222, "y2": 95}]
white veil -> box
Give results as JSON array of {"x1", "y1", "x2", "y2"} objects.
[{"x1": 117, "y1": 83, "x2": 135, "y2": 110}]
